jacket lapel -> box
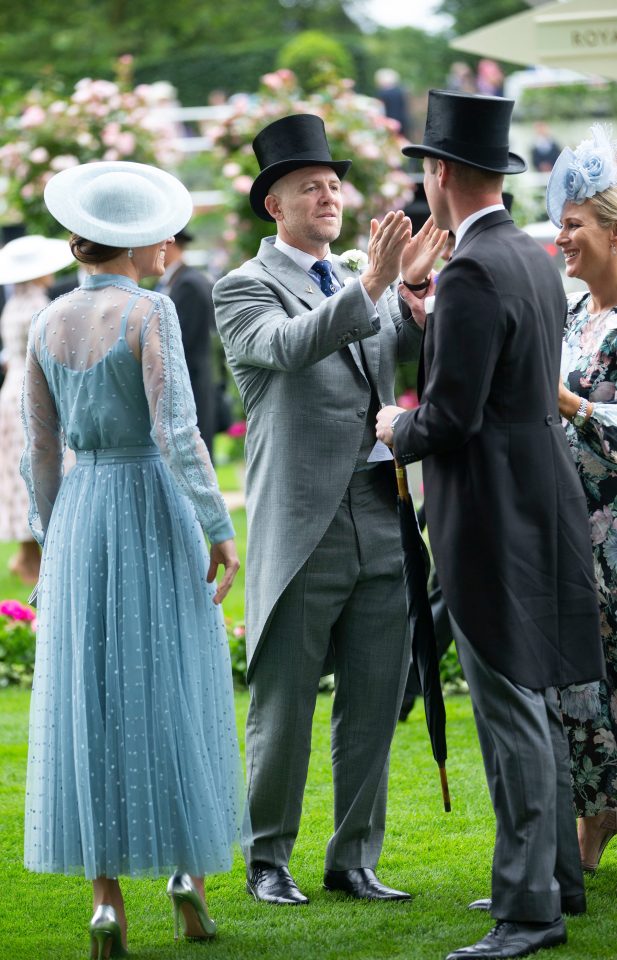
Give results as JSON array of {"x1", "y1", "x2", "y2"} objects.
[
  {"x1": 258, "y1": 237, "x2": 324, "y2": 310},
  {"x1": 258, "y1": 239, "x2": 374, "y2": 385}
]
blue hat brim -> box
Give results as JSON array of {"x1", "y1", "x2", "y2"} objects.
[{"x1": 546, "y1": 147, "x2": 577, "y2": 227}]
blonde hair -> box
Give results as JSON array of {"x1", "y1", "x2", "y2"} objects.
[{"x1": 588, "y1": 185, "x2": 617, "y2": 231}]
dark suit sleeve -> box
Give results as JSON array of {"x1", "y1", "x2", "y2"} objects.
[
  {"x1": 393, "y1": 256, "x2": 507, "y2": 463},
  {"x1": 170, "y1": 274, "x2": 215, "y2": 357}
]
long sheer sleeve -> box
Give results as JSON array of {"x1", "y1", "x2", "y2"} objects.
[
  {"x1": 141, "y1": 293, "x2": 234, "y2": 545},
  {"x1": 20, "y1": 313, "x2": 63, "y2": 545}
]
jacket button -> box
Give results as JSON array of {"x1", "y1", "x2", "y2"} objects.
[
  {"x1": 545, "y1": 414, "x2": 553, "y2": 425},
  {"x1": 357, "y1": 408, "x2": 366, "y2": 417}
]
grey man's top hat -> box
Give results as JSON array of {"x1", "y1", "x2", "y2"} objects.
[
  {"x1": 403, "y1": 90, "x2": 526, "y2": 175},
  {"x1": 250, "y1": 113, "x2": 352, "y2": 222}
]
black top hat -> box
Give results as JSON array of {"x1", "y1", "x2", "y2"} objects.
[
  {"x1": 402, "y1": 90, "x2": 526, "y2": 175},
  {"x1": 250, "y1": 114, "x2": 352, "y2": 222},
  {"x1": 174, "y1": 227, "x2": 194, "y2": 245}
]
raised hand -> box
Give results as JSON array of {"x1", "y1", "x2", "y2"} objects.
[
  {"x1": 401, "y1": 215, "x2": 449, "y2": 285},
  {"x1": 361, "y1": 210, "x2": 412, "y2": 303}
]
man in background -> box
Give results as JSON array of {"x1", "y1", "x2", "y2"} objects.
[{"x1": 160, "y1": 228, "x2": 218, "y2": 457}]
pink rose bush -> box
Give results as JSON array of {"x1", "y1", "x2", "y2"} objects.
[
  {"x1": 211, "y1": 69, "x2": 412, "y2": 268},
  {"x1": 0, "y1": 599, "x2": 37, "y2": 687},
  {"x1": 0, "y1": 76, "x2": 180, "y2": 233}
]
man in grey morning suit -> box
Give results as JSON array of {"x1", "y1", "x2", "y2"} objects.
[
  {"x1": 377, "y1": 91, "x2": 605, "y2": 959},
  {"x1": 214, "y1": 113, "x2": 445, "y2": 905}
]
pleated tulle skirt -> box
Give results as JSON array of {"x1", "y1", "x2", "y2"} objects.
[{"x1": 24, "y1": 447, "x2": 245, "y2": 879}]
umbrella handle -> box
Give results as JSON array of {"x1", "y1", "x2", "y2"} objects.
[
  {"x1": 394, "y1": 458, "x2": 411, "y2": 503},
  {"x1": 439, "y1": 766, "x2": 451, "y2": 813}
]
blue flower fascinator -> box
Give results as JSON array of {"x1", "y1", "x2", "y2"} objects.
[{"x1": 546, "y1": 123, "x2": 617, "y2": 227}]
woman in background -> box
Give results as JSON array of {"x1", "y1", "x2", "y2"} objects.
[
  {"x1": 549, "y1": 124, "x2": 617, "y2": 872},
  {"x1": 0, "y1": 235, "x2": 74, "y2": 582}
]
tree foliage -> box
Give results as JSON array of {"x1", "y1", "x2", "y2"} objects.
[
  {"x1": 0, "y1": 0, "x2": 364, "y2": 95},
  {"x1": 435, "y1": 0, "x2": 528, "y2": 37}
]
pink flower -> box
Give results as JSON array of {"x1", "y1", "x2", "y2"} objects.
[
  {"x1": 20, "y1": 105, "x2": 46, "y2": 129},
  {"x1": 227, "y1": 421, "x2": 247, "y2": 438},
  {"x1": 116, "y1": 132, "x2": 136, "y2": 155},
  {"x1": 30, "y1": 146, "x2": 49, "y2": 164},
  {"x1": 397, "y1": 390, "x2": 419, "y2": 409},
  {"x1": 50, "y1": 154, "x2": 79, "y2": 172},
  {"x1": 223, "y1": 162, "x2": 242, "y2": 178},
  {"x1": 0, "y1": 599, "x2": 36, "y2": 621},
  {"x1": 232, "y1": 175, "x2": 253, "y2": 195},
  {"x1": 233, "y1": 625, "x2": 246, "y2": 638},
  {"x1": 590, "y1": 506, "x2": 613, "y2": 545}
]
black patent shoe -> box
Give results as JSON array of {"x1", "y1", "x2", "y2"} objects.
[
  {"x1": 446, "y1": 918, "x2": 566, "y2": 959},
  {"x1": 323, "y1": 868, "x2": 411, "y2": 901},
  {"x1": 246, "y1": 863, "x2": 309, "y2": 905}
]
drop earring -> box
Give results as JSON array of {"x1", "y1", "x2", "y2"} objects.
[
  {"x1": 611, "y1": 244, "x2": 617, "y2": 256},
  {"x1": 127, "y1": 248, "x2": 134, "y2": 259}
]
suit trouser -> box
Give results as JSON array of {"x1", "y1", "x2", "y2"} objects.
[
  {"x1": 452, "y1": 618, "x2": 584, "y2": 922},
  {"x1": 245, "y1": 465, "x2": 410, "y2": 870}
]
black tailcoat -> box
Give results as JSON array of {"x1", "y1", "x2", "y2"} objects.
[{"x1": 394, "y1": 210, "x2": 604, "y2": 689}]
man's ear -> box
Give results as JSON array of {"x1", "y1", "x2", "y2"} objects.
[
  {"x1": 264, "y1": 193, "x2": 283, "y2": 221},
  {"x1": 437, "y1": 159, "x2": 449, "y2": 187}
]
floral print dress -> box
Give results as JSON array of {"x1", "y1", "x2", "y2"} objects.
[{"x1": 561, "y1": 291, "x2": 617, "y2": 816}]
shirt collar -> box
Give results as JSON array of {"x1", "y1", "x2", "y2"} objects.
[
  {"x1": 455, "y1": 204, "x2": 505, "y2": 249},
  {"x1": 274, "y1": 236, "x2": 332, "y2": 273}
]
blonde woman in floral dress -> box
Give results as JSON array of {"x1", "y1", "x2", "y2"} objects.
[{"x1": 549, "y1": 124, "x2": 617, "y2": 872}]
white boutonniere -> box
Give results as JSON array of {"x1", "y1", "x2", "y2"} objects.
[{"x1": 339, "y1": 249, "x2": 368, "y2": 272}]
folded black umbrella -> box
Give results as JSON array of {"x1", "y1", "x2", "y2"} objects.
[{"x1": 395, "y1": 460, "x2": 451, "y2": 812}]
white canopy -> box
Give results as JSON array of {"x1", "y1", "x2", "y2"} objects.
[{"x1": 451, "y1": 0, "x2": 617, "y2": 81}]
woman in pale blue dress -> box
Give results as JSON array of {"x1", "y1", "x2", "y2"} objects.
[{"x1": 21, "y1": 161, "x2": 245, "y2": 957}]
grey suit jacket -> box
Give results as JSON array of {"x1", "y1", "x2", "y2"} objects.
[{"x1": 214, "y1": 236, "x2": 419, "y2": 677}]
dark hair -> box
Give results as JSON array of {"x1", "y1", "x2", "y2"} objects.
[{"x1": 69, "y1": 234, "x2": 125, "y2": 264}]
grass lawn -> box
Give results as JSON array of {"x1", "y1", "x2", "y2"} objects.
[
  {"x1": 1, "y1": 480, "x2": 616, "y2": 958},
  {"x1": 1, "y1": 685, "x2": 616, "y2": 960}
]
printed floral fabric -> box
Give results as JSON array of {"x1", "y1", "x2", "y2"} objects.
[{"x1": 561, "y1": 291, "x2": 617, "y2": 815}]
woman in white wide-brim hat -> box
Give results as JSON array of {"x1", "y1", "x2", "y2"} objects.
[
  {"x1": 0, "y1": 235, "x2": 74, "y2": 582},
  {"x1": 21, "y1": 161, "x2": 245, "y2": 957}
]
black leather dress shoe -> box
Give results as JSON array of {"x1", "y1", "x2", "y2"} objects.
[
  {"x1": 246, "y1": 864, "x2": 308, "y2": 905},
  {"x1": 323, "y1": 868, "x2": 411, "y2": 901},
  {"x1": 468, "y1": 893, "x2": 586, "y2": 917},
  {"x1": 446, "y1": 919, "x2": 567, "y2": 959}
]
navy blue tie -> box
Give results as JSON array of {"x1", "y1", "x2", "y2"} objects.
[{"x1": 312, "y1": 259, "x2": 337, "y2": 297}]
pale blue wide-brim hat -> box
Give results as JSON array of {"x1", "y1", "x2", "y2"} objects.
[
  {"x1": 0, "y1": 234, "x2": 75, "y2": 284},
  {"x1": 44, "y1": 160, "x2": 193, "y2": 247}
]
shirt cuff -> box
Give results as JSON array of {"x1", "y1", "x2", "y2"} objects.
[{"x1": 358, "y1": 278, "x2": 380, "y2": 329}]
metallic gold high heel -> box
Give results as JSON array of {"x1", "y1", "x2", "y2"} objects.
[
  {"x1": 166, "y1": 872, "x2": 217, "y2": 940},
  {"x1": 89, "y1": 904, "x2": 128, "y2": 958}
]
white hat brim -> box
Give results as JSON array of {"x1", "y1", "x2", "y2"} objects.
[
  {"x1": 0, "y1": 236, "x2": 75, "y2": 285},
  {"x1": 44, "y1": 161, "x2": 193, "y2": 247}
]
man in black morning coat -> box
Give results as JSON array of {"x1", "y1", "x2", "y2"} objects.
[
  {"x1": 377, "y1": 90, "x2": 605, "y2": 960},
  {"x1": 160, "y1": 229, "x2": 217, "y2": 458}
]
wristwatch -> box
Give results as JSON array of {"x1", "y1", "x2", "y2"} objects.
[
  {"x1": 572, "y1": 396, "x2": 590, "y2": 428},
  {"x1": 391, "y1": 413, "x2": 402, "y2": 431}
]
